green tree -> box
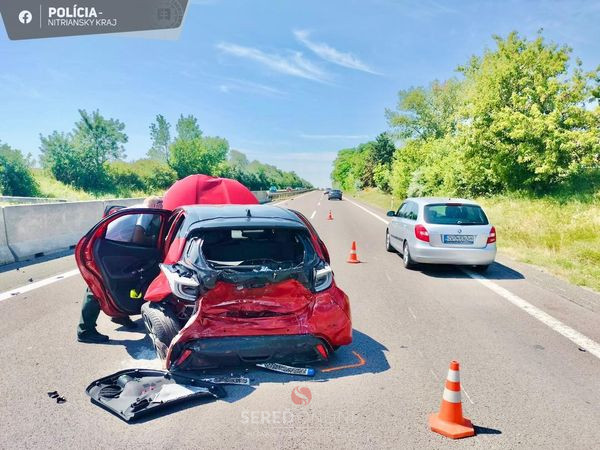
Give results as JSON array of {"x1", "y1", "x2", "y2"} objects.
[
  {"x1": 457, "y1": 32, "x2": 600, "y2": 194},
  {"x1": 169, "y1": 136, "x2": 229, "y2": 178},
  {"x1": 0, "y1": 141, "x2": 39, "y2": 196},
  {"x1": 40, "y1": 109, "x2": 128, "y2": 192},
  {"x1": 175, "y1": 114, "x2": 202, "y2": 141},
  {"x1": 372, "y1": 132, "x2": 396, "y2": 166},
  {"x1": 386, "y1": 79, "x2": 462, "y2": 140},
  {"x1": 147, "y1": 114, "x2": 171, "y2": 162}
]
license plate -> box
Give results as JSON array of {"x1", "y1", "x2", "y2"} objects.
[{"x1": 443, "y1": 234, "x2": 474, "y2": 244}]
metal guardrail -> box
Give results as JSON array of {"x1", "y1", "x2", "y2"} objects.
[{"x1": 267, "y1": 189, "x2": 312, "y2": 201}]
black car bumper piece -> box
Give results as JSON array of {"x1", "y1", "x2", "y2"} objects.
[{"x1": 170, "y1": 334, "x2": 331, "y2": 371}]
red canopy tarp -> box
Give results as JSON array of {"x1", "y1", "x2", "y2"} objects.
[{"x1": 163, "y1": 174, "x2": 258, "y2": 210}]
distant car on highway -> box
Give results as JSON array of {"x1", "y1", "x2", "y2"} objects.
[
  {"x1": 328, "y1": 189, "x2": 343, "y2": 200},
  {"x1": 269, "y1": 186, "x2": 278, "y2": 193},
  {"x1": 324, "y1": 188, "x2": 331, "y2": 195},
  {"x1": 385, "y1": 198, "x2": 496, "y2": 271}
]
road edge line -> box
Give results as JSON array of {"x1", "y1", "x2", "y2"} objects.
[
  {"x1": 465, "y1": 269, "x2": 600, "y2": 360},
  {"x1": 345, "y1": 197, "x2": 390, "y2": 225},
  {"x1": 0, "y1": 269, "x2": 80, "y2": 302}
]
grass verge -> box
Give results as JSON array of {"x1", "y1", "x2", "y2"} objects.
[{"x1": 352, "y1": 188, "x2": 600, "y2": 293}]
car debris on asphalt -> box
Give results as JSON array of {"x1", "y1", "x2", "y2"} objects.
[{"x1": 256, "y1": 362, "x2": 316, "y2": 376}]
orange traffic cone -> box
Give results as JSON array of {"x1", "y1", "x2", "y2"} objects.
[
  {"x1": 429, "y1": 360, "x2": 475, "y2": 439},
  {"x1": 347, "y1": 241, "x2": 360, "y2": 263},
  {"x1": 327, "y1": 210, "x2": 334, "y2": 220}
]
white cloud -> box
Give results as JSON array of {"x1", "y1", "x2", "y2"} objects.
[
  {"x1": 217, "y1": 78, "x2": 286, "y2": 97},
  {"x1": 294, "y1": 30, "x2": 381, "y2": 75},
  {"x1": 300, "y1": 133, "x2": 370, "y2": 140},
  {"x1": 216, "y1": 42, "x2": 328, "y2": 82}
]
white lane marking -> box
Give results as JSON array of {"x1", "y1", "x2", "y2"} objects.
[
  {"x1": 0, "y1": 269, "x2": 80, "y2": 302},
  {"x1": 465, "y1": 269, "x2": 600, "y2": 360},
  {"x1": 407, "y1": 306, "x2": 417, "y2": 320},
  {"x1": 461, "y1": 386, "x2": 475, "y2": 405},
  {"x1": 346, "y1": 198, "x2": 390, "y2": 225},
  {"x1": 310, "y1": 210, "x2": 316, "y2": 219}
]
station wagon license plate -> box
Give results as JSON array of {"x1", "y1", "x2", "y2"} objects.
[{"x1": 443, "y1": 234, "x2": 474, "y2": 244}]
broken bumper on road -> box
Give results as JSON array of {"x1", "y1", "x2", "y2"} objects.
[{"x1": 169, "y1": 334, "x2": 332, "y2": 371}]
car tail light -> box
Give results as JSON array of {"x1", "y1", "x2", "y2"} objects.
[
  {"x1": 174, "y1": 349, "x2": 192, "y2": 367},
  {"x1": 487, "y1": 226, "x2": 496, "y2": 244},
  {"x1": 314, "y1": 264, "x2": 333, "y2": 292},
  {"x1": 415, "y1": 224, "x2": 430, "y2": 242},
  {"x1": 315, "y1": 344, "x2": 329, "y2": 359}
]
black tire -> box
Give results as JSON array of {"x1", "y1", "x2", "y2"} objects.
[
  {"x1": 385, "y1": 230, "x2": 395, "y2": 253},
  {"x1": 402, "y1": 241, "x2": 416, "y2": 269},
  {"x1": 141, "y1": 302, "x2": 181, "y2": 360},
  {"x1": 473, "y1": 264, "x2": 490, "y2": 272}
]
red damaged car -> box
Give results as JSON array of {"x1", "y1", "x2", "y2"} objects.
[{"x1": 75, "y1": 177, "x2": 352, "y2": 371}]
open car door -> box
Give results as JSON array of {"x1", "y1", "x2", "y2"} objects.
[{"x1": 75, "y1": 208, "x2": 172, "y2": 317}]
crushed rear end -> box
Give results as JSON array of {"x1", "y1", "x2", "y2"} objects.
[{"x1": 159, "y1": 217, "x2": 352, "y2": 371}]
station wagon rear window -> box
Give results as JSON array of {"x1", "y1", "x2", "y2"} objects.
[{"x1": 424, "y1": 204, "x2": 489, "y2": 225}]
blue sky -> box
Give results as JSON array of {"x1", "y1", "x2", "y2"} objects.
[{"x1": 1, "y1": 0, "x2": 599, "y2": 187}]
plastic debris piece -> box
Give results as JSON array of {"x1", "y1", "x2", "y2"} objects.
[
  {"x1": 256, "y1": 362, "x2": 315, "y2": 377},
  {"x1": 200, "y1": 377, "x2": 250, "y2": 386}
]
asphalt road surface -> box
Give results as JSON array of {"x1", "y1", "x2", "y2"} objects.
[{"x1": 1, "y1": 190, "x2": 599, "y2": 449}]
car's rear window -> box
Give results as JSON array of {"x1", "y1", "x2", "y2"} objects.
[
  {"x1": 195, "y1": 228, "x2": 306, "y2": 269},
  {"x1": 424, "y1": 204, "x2": 489, "y2": 225}
]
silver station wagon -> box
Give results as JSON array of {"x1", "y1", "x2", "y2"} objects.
[{"x1": 385, "y1": 198, "x2": 496, "y2": 270}]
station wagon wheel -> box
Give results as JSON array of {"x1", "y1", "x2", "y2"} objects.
[
  {"x1": 403, "y1": 242, "x2": 415, "y2": 269},
  {"x1": 385, "y1": 230, "x2": 395, "y2": 253}
]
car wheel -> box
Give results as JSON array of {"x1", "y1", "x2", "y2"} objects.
[
  {"x1": 473, "y1": 264, "x2": 490, "y2": 272},
  {"x1": 402, "y1": 242, "x2": 416, "y2": 269},
  {"x1": 141, "y1": 302, "x2": 181, "y2": 360},
  {"x1": 385, "y1": 230, "x2": 395, "y2": 253}
]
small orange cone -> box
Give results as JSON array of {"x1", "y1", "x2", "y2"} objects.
[
  {"x1": 347, "y1": 241, "x2": 360, "y2": 263},
  {"x1": 327, "y1": 210, "x2": 334, "y2": 220},
  {"x1": 429, "y1": 360, "x2": 475, "y2": 439}
]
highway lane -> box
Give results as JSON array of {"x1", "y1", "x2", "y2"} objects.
[{"x1": 1, "y1": 190, "x2": 599, "y2": 448}]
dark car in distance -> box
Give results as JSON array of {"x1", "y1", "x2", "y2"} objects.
[{"x1": 328, "y1": 189, "x2": 343, "y2": 200}]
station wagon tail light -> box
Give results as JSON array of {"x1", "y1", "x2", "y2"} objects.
[
  {"x1": 415, "y1": 224, "x2": 430, "y2": 242},
  {"x1": 487, "y1": 226, "x2": 497, "y2": 244}
]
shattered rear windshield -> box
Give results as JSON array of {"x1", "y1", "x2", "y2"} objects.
[{"x1": 191, "y1": 228, "x2": 306, "y2": 270}]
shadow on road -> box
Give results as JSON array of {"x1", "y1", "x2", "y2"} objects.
[
  {"x1": 474, "y1": 425, "x2": 502, "y2": 435},
  {"x1": 413, "y1": 260, "x2": 524, "y2": 281},
  {"x1": 0, "y1": 249, "x2": 74, "y2": 273}
]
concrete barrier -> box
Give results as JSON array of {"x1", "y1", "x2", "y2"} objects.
[
  {"x1": 252, "y1": 191, "x2": 270, "y2": 204},
  {"x1": 0, "y1": 191, "x2": 308, "y2": 265},
  {"x1": 0, "y1": 208, "x2": 15, "y2": 265},
  {"x1": 3, "y1": 200, "x2": 106, "y2": 261}
]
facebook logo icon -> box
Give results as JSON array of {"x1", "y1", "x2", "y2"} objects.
[{"x1": 18, "y1": 10, "x2": 33, "y2": 24}]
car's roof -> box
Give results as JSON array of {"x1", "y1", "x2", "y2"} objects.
[
  {"x1": 180, "y1": 204, "x2": 305, "y2": 228},
  {"x1": 406, "y1": 197, "x2": 480, "y2": 206}
]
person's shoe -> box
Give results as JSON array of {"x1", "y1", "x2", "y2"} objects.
[
  {"x1": 77, "y1": 329, "x2": 109, "y2": 343},
  {"x1": 111, "y1": 316, "x2": 138, "y2": 330}
]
